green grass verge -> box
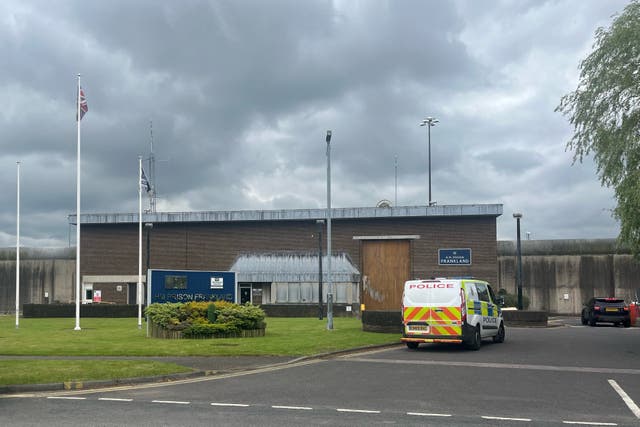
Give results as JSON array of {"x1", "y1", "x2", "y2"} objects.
[
  {"x1": 0, "y1": 316, "x2": 398, "y2": 356},
  {"x1": 0, "y1": 316, "x2": 399, "y2": 386},
  {"x1": 0, "y1": 360, "x2": 192, "y2": 386}
]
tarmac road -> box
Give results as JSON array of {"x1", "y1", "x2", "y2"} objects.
[{"x1": 2, "y1": 318, "x2": 640, "y2": 426}]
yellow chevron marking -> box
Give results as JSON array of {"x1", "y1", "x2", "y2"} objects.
[
  {"x1": 404, "y1": 306, "x2": 430, "y2": 322},
  {"x1": 430, "y1": 325, "x2": 461, "y2": 336}
]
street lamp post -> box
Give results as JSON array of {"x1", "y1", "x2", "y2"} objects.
[
  {"x1": 513, "y1": 213, "x2": 523, "y2": 310},
  {"x1": 326, "y1": 130, "x2": 333, "y2": 330},
  {"x1": 420, "y1": 117, "x2": 439, "y2": 206},
  {"x1": 145, "y1": 223, "x2": 153, "y2": 273},
  {"x1": 316, "y1": 220, "x2": 324, "y2": 320}
]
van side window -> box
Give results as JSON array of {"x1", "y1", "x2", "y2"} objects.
[
  {"x1": 476, "y1": 283, "x2": 490, "y2": 302},
  {"x1": 487, "y1": 285, "x2": 498, "y2": 304},
  {"x1": 466, "y1": 283, "x2": 478, "y2": 300}
]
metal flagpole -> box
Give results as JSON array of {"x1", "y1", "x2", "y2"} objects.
[
  {"x1": 138, "y1": 156, "x2": 143, "y2": 329},
  {"x1": 15, "y1": 161, "x2": 20, "y2": 329},
  {"x1": 74, "y1": 74, "x2": 82, "y2": 331},
  {"x1": 394, "y1": 154, "x2": 398, "y2": 207}
]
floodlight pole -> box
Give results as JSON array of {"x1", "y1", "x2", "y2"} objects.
[
  {"x1": 16, "y1": 161, "x2": 20, "y2": 329},
  {"x1": 326, "y1": 130, "x2": 333, "y2": 330},
  {"x1": 420, "y1": 117, "x2": 439, "y2": 206},
  {"x1": 514, "y1": 212, "x2": 523, "y2": 310},
  {"x1": 317, "y1": 219, "x2": 324, "y2": 320}
]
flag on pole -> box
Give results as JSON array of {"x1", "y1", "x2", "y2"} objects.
[
  {"x1": 141, "y1": 168, "x2": 151, "y2": 193},
  {"x1": 77, "y1": 87, "x2": 88, "y2": 121},
  {"x1": 74, "y1": 75, "x2": 84, "y2": 331}
]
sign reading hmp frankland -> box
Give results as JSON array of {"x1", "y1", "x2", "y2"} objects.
[
  {"x1": 438, "y1": 248, "x2": 472, "y2": 265},
  {"x1": 148, "y1": 269, "x2": 236, "y2": 304}
]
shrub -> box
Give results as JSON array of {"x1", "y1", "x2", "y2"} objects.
[
  {"x1": 498, "y1": 289, "x2": 530, "y2": 309},
  {"x1": 182, "y1": 322, "x2": 240, "y2": 338},
  {"x1": 216, "y1": 303, "x2": 266, "y2": 330},
  {"x1": 207, "y1": 303, "x2": 217, "y2": 323},
  {"x1": 145, "y1": 303, "x2": 182, "y2": 328},
  {"x1": 145, "y1": 301, "x2": 266, "y2": 338},
  {"x1": 181, "y1": 302, "x2": 211, "y2": 322}
]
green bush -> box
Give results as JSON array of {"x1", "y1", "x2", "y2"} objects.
[
  {"x1": 145, "y1": 301, "x2": 266, "y2": 338},
  {"x1": 498, "y1": 289, "x2": 530, "y2": 309},
  {"x1": 182, "y1": 322, "x2": 240, "y2": 338},
  {"x1": 144, "y1": 303, "x2": 183, "y2": 328},
  {"x1": 216, "y1": 303, "x2": 267, "y2": 330},
  {"x1": 207, "y1": 303, "x2": 218, "y2": 323}
]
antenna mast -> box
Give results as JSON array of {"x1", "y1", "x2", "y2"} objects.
[{"x1": 148, "y1": 120, "x2": 157, "y2": 213}]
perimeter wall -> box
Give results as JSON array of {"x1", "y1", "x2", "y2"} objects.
[
  {"x1": 0, "y1": 248, "x2": 75, "y2": 314},
  {"x1": 1, "y1": 240, "x2": 639, "y2": 315},
  {"x1": 498, "y1": 239, "x2": 640, "y2": 314}
]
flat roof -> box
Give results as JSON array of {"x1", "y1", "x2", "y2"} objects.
[
  {"x1": 70, "y1": 204, "x2": 503, "y2": 225},
  {"x1": 230, "y1": 251, "x2": 360, "y2": 283}
]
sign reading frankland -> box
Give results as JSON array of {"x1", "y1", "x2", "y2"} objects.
[{"x1": 438, "y1": 248, "x2": 472, "y2": 265}]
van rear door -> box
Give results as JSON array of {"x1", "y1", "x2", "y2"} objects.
[{"x1": 403, "y1": 280, "x2": 463, "y2": 337}]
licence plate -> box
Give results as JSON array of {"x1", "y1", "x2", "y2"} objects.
[
  {"x1": 410, "y1": 325, "x2": 429, "y2": 331},
  {"x1": 605, "y1": 307, "x2": 619, "y2": 312}
]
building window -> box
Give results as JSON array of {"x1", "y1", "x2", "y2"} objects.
[{"x1": 165, "y1": 275, "x2": 187, "y2": 290}]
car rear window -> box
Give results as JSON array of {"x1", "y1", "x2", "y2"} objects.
[{"x1": 595, "y1": 298, "x2": 625, "y2": 304}]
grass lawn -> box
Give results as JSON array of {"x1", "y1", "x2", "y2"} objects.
[
  {"x1": 0, "y1": 316, "x2": 399, "y2": 356},
  {"x1": 0, "y1": 316, "x2": 399, "y2": 386},
  {"x1": 0, "y1": 360, "x2": 192, "y2": 386}
]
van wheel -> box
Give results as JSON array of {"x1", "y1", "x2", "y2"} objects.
[
  {"x1": 406, "y1": 342, "x2": 419, "y2": 350},
  {"x1": 466, "y1": 326, "x2": 481, "y2": 351},
  {"x1": 493, "y1": 322, "x2": 505, "y2": 343}
]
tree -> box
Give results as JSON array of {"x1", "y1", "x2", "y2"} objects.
[{"x1": 556, "y1": 0, "x2": 640, "y2": 257}]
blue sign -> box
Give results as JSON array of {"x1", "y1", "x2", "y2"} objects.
[
  {"x1": 438, "y1": 249, "x2": 472, "y2": 265},
  {"x1": 148, "y1": 269, "x2": 236, "y2": 304}
]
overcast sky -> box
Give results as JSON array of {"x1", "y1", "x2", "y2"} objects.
[{"x1": 0, "y1": 0, "x2": 630, "y2": 248}]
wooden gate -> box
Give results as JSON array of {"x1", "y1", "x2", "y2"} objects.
[{"x1": 361, "y1": 240, "x2": 411, "y2": 311}]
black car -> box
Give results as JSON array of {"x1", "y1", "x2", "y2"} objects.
[{"x1": 581, "y1": 297, "x2": 630, "y2": 327}]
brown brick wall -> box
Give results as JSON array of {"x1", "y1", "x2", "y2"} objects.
[
  {"x1": 81, "y1": 216, "x2": 498, "y2": 286},
  {"x1": 94, "y1": 283, "x2": 128, "y2": 304}
]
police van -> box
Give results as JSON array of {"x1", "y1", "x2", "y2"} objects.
[{"x1": 401, "y1": 277, "x2": 505, "y2": 350}]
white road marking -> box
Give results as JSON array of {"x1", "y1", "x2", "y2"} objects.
[
  {"x1": 482, "y1": 415, "x2": 531, "y2": 422},
  {"x1": 151, "y1": 399, "x2": 190, "y2": 405},
  {"x1": 343, "y1": 357, "x2": 640, "y2": 375},
  {"x1": 37, "y1": 395, "x2": 632, "y2": 426},
  {"x1": 98, "y1": 397, "x2": 133, "y2": 402},
  {"x1": 562, "y1": 421, "x2": 617, "y2": 426},
  {"x1": 608, "y1": 379, "x2": 640, "y2": 418},
  {"x1": 407, "y1": 412, "x2": 452, "y2": 417},
  {"x1": 272, "y1": 405, "x2": 313, "y2": 410},
  {"x1": 210, "y1": 402, "x2": 250, "y2": 407},
  {"x1": 337, "y1": 408, "x2": 381, "y2": 414},
  {"x1": 46, "y1": 396, "x2": 86, "y2": 400}
]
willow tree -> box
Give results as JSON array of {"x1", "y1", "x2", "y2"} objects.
[{"x1": 557, "y1": 0, "x2": 640, "y2": 256}]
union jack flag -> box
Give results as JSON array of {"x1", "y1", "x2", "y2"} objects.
[
  {"x1": 77, "y1": 87, "x2": 88, "y2": 121},
  {"x1": 141, "y1": 168, "x2": 151, "y2": 193}
]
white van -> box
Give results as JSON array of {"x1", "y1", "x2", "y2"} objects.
[{"x1": 401, "y1": 278, "x2": 505, "y2": 350}]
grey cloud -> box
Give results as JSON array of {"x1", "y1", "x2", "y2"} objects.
[{"x1": 0, "y1": 0, "x2": 629, "y2": 246}]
